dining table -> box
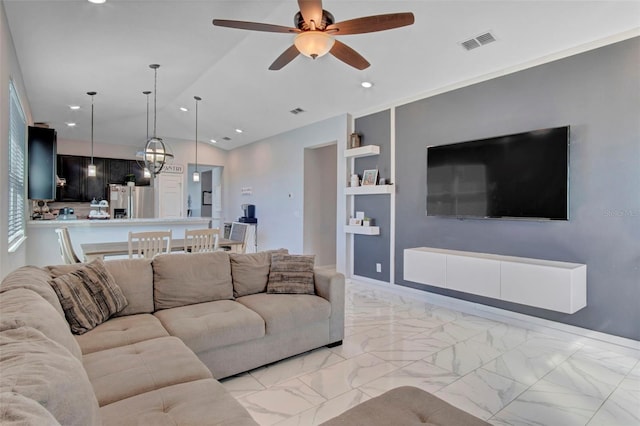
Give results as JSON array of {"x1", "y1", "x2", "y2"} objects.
[{"x1": 81, "y1": 238, "x2": 243, "y2": 261}]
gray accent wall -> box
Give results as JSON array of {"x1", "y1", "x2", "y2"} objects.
[
  {"x1": 354, "y1": 110, "x2": 391, "y2": 281},
  {"x1": 394, "y1": 37, "x2": 639, "y2": 340}
]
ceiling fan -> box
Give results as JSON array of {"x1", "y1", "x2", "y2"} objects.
[{"x1": 212, "y1": 0, "x2": 414, "y2": 70}]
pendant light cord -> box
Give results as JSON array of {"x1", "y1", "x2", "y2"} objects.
[
  {"x1": 153, "y1": 67, "x2": 157, "y2": 138},
  {"x1": 195, "y1": 96, "x2": 200, "y2": 171},
  {"x1": 91, "y1": 95, "x2": 94, "y2": 162}
]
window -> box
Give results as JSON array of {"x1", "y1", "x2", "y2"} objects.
[{"x1": 8, "y1": 80, "x2": 26, "y2": 251}]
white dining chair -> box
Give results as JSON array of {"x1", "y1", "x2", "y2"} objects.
[
  {"x1": 228, "y1": 222, "x2": 250, "y2": 254},
  {"x1": 55, "y1": 227, "x2": 82, "y2": 264},
  {"x1": 128, "y1": 230, "x2": 172, "y2": 259},
  {"x1": 184, "y1": 228, "x2": 220, "y2": 253}
]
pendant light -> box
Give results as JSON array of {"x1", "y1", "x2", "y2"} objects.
[
  {"x1": 192, "y1": 96, "x2": 201, "y2": 182},
  {"x1": 141, "y1": 91, "x2": 152, "y2": 178},
  {"x1": 87, "y1": 91, "x2": 97, "y2": 177},
  {"x1": 143, "y1": 64, "x2": 173, "y2": 177}
]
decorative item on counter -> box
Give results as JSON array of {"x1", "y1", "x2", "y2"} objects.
[
  {"x1": 349, "y1": 133, "x2": 361, "y2": 149},
  {"x1": 350, "y1": 174, "x2": 360, "y2": 187},
  {"x1": 362, "y1": 169, "x2": 378, "y2": 186}
]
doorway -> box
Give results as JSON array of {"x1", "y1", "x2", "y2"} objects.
[
  {"x1": 186, "y1": 164, "x2": 224, "y2": 229},
  {"x1": 303, "y1": 143, "x2": 337, "y2": 267}
]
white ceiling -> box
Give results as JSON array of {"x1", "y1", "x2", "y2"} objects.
[{"x1": 4, "y1": 1, "x2": 639, "y2": 151}]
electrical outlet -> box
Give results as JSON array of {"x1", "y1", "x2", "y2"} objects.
[{"x1": 376, "y1": 263, "x2": 382, "y2": 273}]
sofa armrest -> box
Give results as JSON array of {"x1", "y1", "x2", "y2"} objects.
[{"x1": 314, "y1": 268, "x2": 345, "y2": 344}]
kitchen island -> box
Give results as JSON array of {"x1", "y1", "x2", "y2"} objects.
[{"x1": 27, "y1": 217, "x2": 211, "y2": 266}]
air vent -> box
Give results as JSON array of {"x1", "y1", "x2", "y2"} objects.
[
  {"x1": 222, "y1": 136, "x2": 231, "y2": 141},
  {"x1": 290, "y1": 107, "x2": 305, "y2": 115},
  {"x1": 461, "y1": 31, "x2": 496, "y2": 51}
]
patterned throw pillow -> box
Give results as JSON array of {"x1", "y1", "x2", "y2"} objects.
[
  {"x1": 267, "y1": 254, "x2": 315, "y2": 294},
  {"x1": 49, "y1": 259, "x2": 128, "y2": 335}
]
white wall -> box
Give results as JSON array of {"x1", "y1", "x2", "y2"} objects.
[
  {"x1": 304, "y1": 144, "x2": 337, "y2": 266},
  {"x1": 0, "y1": 2, "x2": 32, "y2": 279},
  {"x1": 225, "y1": 115, "x2": 349, "y2": 271}
]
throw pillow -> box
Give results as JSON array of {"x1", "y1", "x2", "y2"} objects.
[
  {"x1": 49, "y1": 259, "x2": 128, "y2": 335},
  {"x1": 267, "y1": 254, "x2": 315, "y2": 294}
]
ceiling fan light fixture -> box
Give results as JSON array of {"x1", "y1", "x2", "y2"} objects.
[{"x1": 294, "y1": 31, "x2": 334, "y2": 59}]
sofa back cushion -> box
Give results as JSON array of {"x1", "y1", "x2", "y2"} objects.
[
  {"x1": 230, "y1": 249, "x2": 288, "y2": 297},
  {"x1": 0, "y1": 327, "x2": 101, "y2": 426},
  {"x1": 48, "y1": 258, "x2": 154, "y2": 316},
  {"x1": 153, "y1": 251, "x2": 233, "y2": 310},
  {"x1": 0, "y1": 288, "x2": 82, "y2": 361},
  {"x1": 0, "y1": 266, "x2": 65, "y2": 319}
]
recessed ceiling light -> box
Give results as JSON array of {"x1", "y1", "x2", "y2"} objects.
[
  {"x1": 179, "y1": 107, "x2": 188, "y2": 112},
  {"x1": 361, "y1": 81, "x2": 373, "y2": 88},
  {"x1": 69, "y1": 105, "x2": 80, "y2": 110},
  {"x1": 66, "y1": 122, "x2": 76, "y2": 127},
  {"x1": 88, "y1": 0, "x2": 106, "y2": 4},
  {"x1": 209, "y1": 139, "x2": 217, "y2": 144},
  {"x1": 235, "y1": 128, "x2": 243, "y2": 134}
]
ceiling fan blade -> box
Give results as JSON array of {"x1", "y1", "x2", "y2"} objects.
[
  {"x1": 212, "y1": 19, "x2": 299, "y2": 34},
  {"x1": 326, "y1": 12, "x2": 415, "y2": 35},
  {"x1": 269, "y1": 45, "x2": 301, "y2": 70},
  {"x1": 297, "y1": 0, "x2": 323, "y2": 28},
  {"x1": 329, "y1": 40, "x2": 370, "y2": 70}
]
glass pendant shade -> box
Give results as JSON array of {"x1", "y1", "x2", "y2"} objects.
[
  {"x1": 192, "y1": 171, "x2": 200, "y2": 182},
  {"x1": 87, "y1": 164, "x2": 97, "y2": 177},
  {"x1": 294, "y1": 31, "x2": 335, "y2": 59},
  {"x1": 143, "y1": 167, "x2": 151, "y2": 178}
]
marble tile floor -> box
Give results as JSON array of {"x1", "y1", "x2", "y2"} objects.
[{"x1": 221, "y1": 280, "x2": 640, "y2": 426}]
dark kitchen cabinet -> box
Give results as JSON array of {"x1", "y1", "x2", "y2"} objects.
[
  {"x1": 129, "y1": 160, "x2": 150, "y2": 186},
  {"x1": 56, "y1": 155, "x2": 85, "y2": 201},
  {"x1": 28, "y1": 126, "x2": 57, "y2": 200},
  {"x1": 56, "y1": 155, "x2": 150, "y2": 201},
  {"x1": 108, "y1": 159, "x2": 129, "y2": 184}
]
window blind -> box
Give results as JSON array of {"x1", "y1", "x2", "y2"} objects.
[{"x1": 8, "y1": 81, "x2": 26, "y2": 249}]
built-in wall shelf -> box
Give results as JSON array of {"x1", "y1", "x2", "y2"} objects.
[
  {"x1": 344, "y1": 145, "x2": 380, "y2": 158},
  {"x1": 404, "y1": 247, "x2": 587, "y2": 314},
  {"x1": 344, "y1": 185, "x2": 394, "y2": 195},
  {"x1": 345, "y1": 225, "x2": 380, "y2": 235}
]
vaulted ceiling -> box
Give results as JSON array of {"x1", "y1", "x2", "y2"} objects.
[{"x1": 5, "y1": 1, "x2": 639, "y2": 150}]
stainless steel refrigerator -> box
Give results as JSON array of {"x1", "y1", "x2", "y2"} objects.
[{"x1": 108, "y1": 184, "x2": 154, "y2": 219}]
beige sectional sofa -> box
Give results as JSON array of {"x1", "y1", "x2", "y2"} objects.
[{"x1": 0, "y1": 250, "x2": 345, "y2": 425}]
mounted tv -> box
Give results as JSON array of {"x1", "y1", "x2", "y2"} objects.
[{"x1": 427, "y1": 126, "x2": 569, "y2": 220}]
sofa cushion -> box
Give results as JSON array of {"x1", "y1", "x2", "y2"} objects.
[
  {"x1": 0, "y1": 327, "x2": 100, "y2": 426},
  {"x1": 154, "y1": 300, "x2": 265, "y2": 353},
  {"x1": 153, "y1": 251, "x2": 233, "y2": 310},
  {"x1": 49, "y1": 259, "x2": 128, "y2": 334},
  {"x1": 48, "y1": 258, "x2": 154, "y2": 316},
  {"x1": 267, "y1": 254, "x2": 315, "y2": 294},
  {"x1": 0, "y1": 265, "x2": 65, "y2": 318},
  {"x1": 0, "y1": 288, "x2": 82, "y2": 361},
  {"x1": 0, "y1": 392, "x2": 62, "y2": 425},
  {"x1": 83, "y1": 336, "x2": 212, "y2": 406},
  {"x1": 75, "y1": 314, "x2": 170, "y2": 355},
  {"x1": 100, "y1": 379, "x2": 258, "y2": 426},
  {"x1": 237, "y1": 293, "x2": 331, "y2": 335},
  {"x1": 231, "y1": 249, "x2": 288, "y2": 297}
]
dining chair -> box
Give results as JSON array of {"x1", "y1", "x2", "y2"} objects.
[
  {"x1": 54, "y1": 227, "x2": 82, "y2": 264},
  {"x1": 228, "y1": 222, "x2": 250, "y2": 254},
  {"x1": 128, "y1": 230, "x2": 172, "y2": 259},
  {"x1": 184, "y1": 228, "x2": 220, "y2": 253}
]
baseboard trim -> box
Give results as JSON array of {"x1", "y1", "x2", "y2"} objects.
[{"x1": 349, "y1": 276, "x2": 640, "y2": 353}]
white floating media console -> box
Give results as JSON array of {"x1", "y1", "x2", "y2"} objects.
[{"x1": 404, "y1": 247, "x2": 586, "y2": 314}]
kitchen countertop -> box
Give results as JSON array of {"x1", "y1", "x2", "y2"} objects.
[{"x1": 27, "y1": 217, "x2": 211, "y2": 227}]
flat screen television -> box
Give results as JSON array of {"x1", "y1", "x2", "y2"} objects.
[{"x1": 426, "y1": 126, "x2": 569, "y2": 220}]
